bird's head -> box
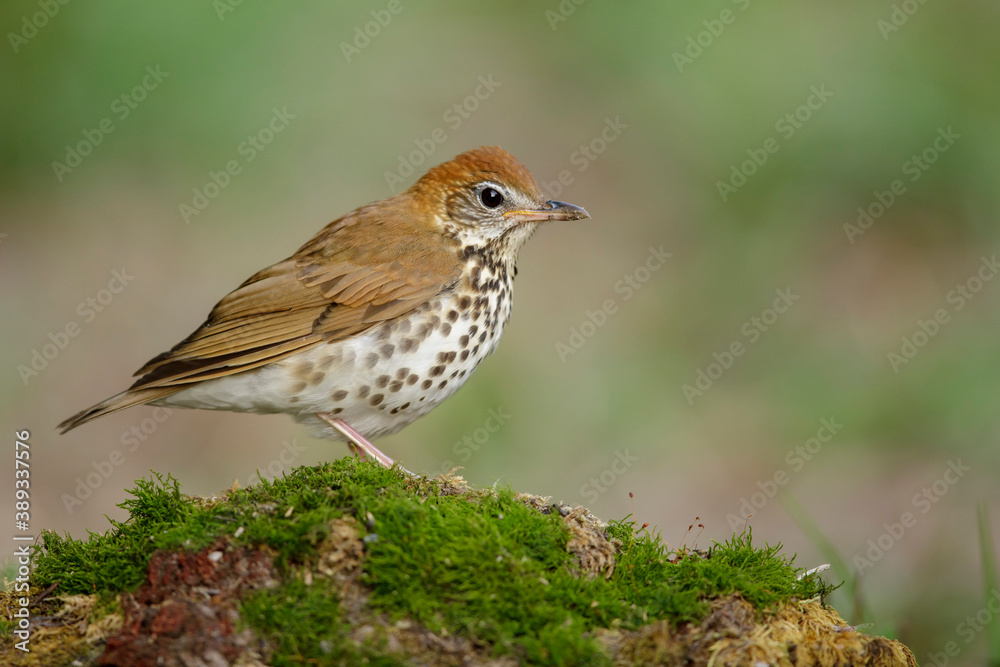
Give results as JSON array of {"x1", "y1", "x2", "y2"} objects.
[{"x1": 408, "y1": 146, "x2": 589, "y2": 253}]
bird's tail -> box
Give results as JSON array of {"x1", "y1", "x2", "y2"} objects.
[{"x1": 58, "y1": 386, "x2": 181, "y2": 434}]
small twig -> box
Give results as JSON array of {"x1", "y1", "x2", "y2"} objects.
[{"x1": 30, "y1": 581, "x2": 60, "y2": 606}]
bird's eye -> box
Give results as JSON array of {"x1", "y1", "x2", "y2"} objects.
[{"x1": 479, "y1": 187, "x2": 504, "y2": 209}]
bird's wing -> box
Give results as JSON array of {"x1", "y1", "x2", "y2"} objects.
[
  {"x1": 132, "y1": 210, "x2": 463, "y2": 388},
  {"x1": 58, "y1": 201, "x2": 462, "y2": 431}
]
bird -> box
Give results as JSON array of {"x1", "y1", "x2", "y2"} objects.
[{"x1": 59, "y1": 146, "x2": 590, "y2": 470}]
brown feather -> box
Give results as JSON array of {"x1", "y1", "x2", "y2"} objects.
[
  {"x1": 130, "y1": 192, "x2": 462, "y2": 390},
  {"x1": 59, "y1": 186, "x2": 463, "y2": 433},
  {"x1": 57, "y1": 386, "x2": 191, "y2": 433}
]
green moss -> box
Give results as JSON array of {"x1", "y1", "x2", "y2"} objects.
[
  {"x1": 361, "y1": 487, "x2": 613, "y2": 664},
  {"x1": 31, "y1": 460, "x2": 836, "y2": 664},
  {"x1": 608, "y1": 522, "x2": 833, "y2": 623},
  {"x1": 34, "y1": 473, "x2": 190, "y2": 592},
  {"x1": 240, "y1": 579, "x2": 404, "y2": 667}
]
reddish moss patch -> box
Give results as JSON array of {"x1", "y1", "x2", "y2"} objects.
[{"x1": 98, "y1": 539, "x2": 276, "y2": 666}]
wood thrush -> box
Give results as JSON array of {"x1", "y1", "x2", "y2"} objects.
[{"x1": 59, "y1": 146, "x2": 589, "y2": 470}]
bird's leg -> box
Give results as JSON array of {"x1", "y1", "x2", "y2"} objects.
[
  {"x1": 316, "y1": 412, "x2": 387, "y2": 465},
  {"x1": 316, "y1": 412, "x2": 412, "y2": 475},
  {"x1": 346, "y1": 441, "x2": 367, "y2": 461}
]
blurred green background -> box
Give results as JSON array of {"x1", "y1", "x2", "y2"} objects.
[{"x1": 3, "y1": 1, "x2": 999, "y2": 660}]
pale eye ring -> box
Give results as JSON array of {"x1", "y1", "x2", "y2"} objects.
[{"x1": 479, "y1": 186, "x2": 504, "y2": 209}]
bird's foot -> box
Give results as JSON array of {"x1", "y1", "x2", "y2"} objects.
[{"x1": 316, "y1": 412, "x2": 414, "y2": 476}]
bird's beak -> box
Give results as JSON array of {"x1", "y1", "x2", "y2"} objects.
[{"x1": 504, "y1": 200, "x2": 590, "y2": 224}]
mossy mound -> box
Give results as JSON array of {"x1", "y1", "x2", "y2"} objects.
[{"x1": 1, "y1": 460, "x2": 914, "y2": 666}]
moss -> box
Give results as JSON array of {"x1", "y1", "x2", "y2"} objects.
[
  {"x1": 609, "y1": 523, "x2": 831, "y2": 623},
  {"x1": 0, "y1": 588, "x2": 122, "y2": 666},
  {"x1": 241, "y1": 579, "x2": 403, "y2": 666},
  {"x1": 15, "y1": 459, "x2": 912, "y2": 666},
  {"x1": 31, "y1": 472, "x2": 193, "y2": 593}
]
